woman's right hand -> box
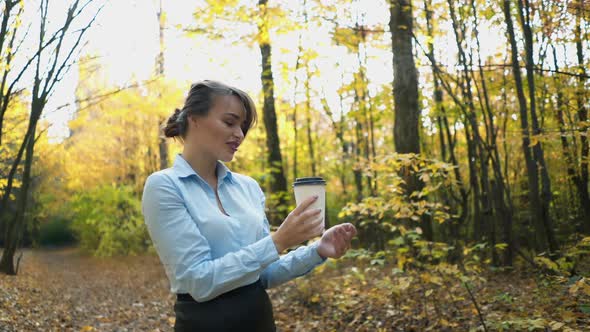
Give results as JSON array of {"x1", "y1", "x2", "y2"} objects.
[{"x1": 271, "y1": 195, "x2": 324, "y2": 253}]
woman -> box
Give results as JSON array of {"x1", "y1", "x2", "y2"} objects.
[{"x1": 142, "y1": 80, "x2": 356, "y2": 332}]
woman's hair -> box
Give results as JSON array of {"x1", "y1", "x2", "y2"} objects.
[{"x1": 163, "y1": 80, "x2": 257, "y2": 140}]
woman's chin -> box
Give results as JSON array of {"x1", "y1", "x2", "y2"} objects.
[{"x1": 220, "y1": 152, "x2": 235, "y2": 162}]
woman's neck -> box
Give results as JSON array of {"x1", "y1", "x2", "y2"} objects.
[{"x1": 181, "y1": 147, "x2": 217, "y2": 183}]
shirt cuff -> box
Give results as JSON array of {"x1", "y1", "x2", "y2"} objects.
[
  {"x1": 252, "y1": 235, "x2": 281, "y2": 267},
  {"x1": 308, "y1": 241, "x2": 328, "y2": 264}
]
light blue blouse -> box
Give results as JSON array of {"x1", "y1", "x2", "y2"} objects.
[{"x1": 141, "y1": 153, "x2": 326, "y2": 302}]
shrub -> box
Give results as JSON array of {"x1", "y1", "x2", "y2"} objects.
[{"x1": 67, "y1": 184, "x2": 149, "y2": 256}]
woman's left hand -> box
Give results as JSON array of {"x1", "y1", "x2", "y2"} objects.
[{"x1": 315, "y1": 223, "x2": 357, "y2": 259}]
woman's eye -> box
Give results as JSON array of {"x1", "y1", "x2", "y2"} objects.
[{"x1": 224, "y1": 121, "x2": 233, "y2": 126}]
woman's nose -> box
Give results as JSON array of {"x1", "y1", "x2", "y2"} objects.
[{"x1": 235, "y1": 127, "x2": 244, "y2": 140}]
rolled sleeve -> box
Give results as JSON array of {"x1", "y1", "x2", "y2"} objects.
[{"x1": 260, "y1": 241, "x2": 327, "y2": 289}]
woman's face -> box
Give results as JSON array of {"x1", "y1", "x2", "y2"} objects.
[{"x1": 187, "y1": 94, "x2": 246, "y2": 162}]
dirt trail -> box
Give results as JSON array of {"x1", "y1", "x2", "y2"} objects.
[{"x1": 0, "y1": 247, "x2": 176, "y2": 331}]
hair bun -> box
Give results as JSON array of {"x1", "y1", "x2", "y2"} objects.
[{"x1": 163, "y1": 108, "x2": 182, "y2": 138}]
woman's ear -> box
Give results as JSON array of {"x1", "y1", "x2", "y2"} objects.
[{"x1": 188, "y1": 114, "x2": 198, "y2": 128}]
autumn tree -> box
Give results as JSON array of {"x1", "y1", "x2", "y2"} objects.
[{"x1": 1, "y1": 0, "x2": 102, "y2": 275}]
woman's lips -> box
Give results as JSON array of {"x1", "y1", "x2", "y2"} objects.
[{"x1": 227, "y1": 142, "x2": 239, "y2": 152}]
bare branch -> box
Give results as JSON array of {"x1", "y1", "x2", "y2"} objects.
[
  {"x1": 45, "y1": 4, "x2": 104, "y2": 97},
  {"x1": 0, "y1": 0, "x2": 21, "y2": 57},
  {"x1": 44, "y1": 77, "x2": 160, "y2": 118}
]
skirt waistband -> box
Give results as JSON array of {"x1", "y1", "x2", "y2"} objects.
[{"x1": 176, "y1": 279, "x2": 263, "y2": 302}]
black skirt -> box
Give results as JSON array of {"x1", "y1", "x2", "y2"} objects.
[{"x1": 173, "y1": 279, "x2": 276, "y2": 332}]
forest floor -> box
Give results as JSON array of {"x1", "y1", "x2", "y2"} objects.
[{"x1": 0, "y1": 247, "x2": 588, "y2": 331}]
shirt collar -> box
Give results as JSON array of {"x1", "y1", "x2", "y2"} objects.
[{"x1": 172, "y1": 153, "x2": 234, "y2": 184}]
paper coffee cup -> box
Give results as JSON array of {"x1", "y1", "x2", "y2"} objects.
[{"x1": 293, "y1": 177, "x2": 326, "y2": 231}]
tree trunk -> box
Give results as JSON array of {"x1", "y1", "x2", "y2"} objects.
[
  {"x1": 503, "y1": 0, "x2": 549, "y2": 253},
  {"x1": 424, "y1": 0, "x2": 466, "y2": 247},
  {"x1": 551, "y1": 44, "x2": 587, "y2": 233},
  {"x1": 338, "y1": 89, "x2": 347, "y2": 195},
  {"x1": 470, "y1": 0, "x2": 513, "y2": 265},
  {"x1": 320, "y1": 84, "x2": 348, "y2": 196},
  {"x1": 0, "y1": 112, "x2": 36, "y2": 236},
  {"x1": 0, "y1": 114, "x2": 36, "y2": 275},
  {"x1": 292, "y1": 40, "x2": 302, "y2": 181},
  {"x1": 390, "y1": 0, "x2": 420, "y2": 156},
  {"x1": 258, "y1": 0, "x2": 288, "y2": 223},
  {"x1": 0, "y1": 0, "x2": 22, "y2": 146},
  {"x1": 390, "y1": 0, "x2": 432, "y2": 240},
  {"x1": 447, "y1": 0, "x2": 486, "y2": 243},
  {"x1": 305, "y1": 63, "x2": 316, "y2": 175},
  {"x1": 353, "y1": 121, "x2": 364, "y2": 203},
  {"x1": 156, "y1": 0, "x2": 169, "y2": 169},
  {"x1": 355, "y1": 25, "x2": 376, "y2": 196},
  {"x1": 516, "y1": 0, "x2": 558, "y2": 253},
  {"x1": 574, "y1": 1, "x2": 590, "y2": 233}
]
